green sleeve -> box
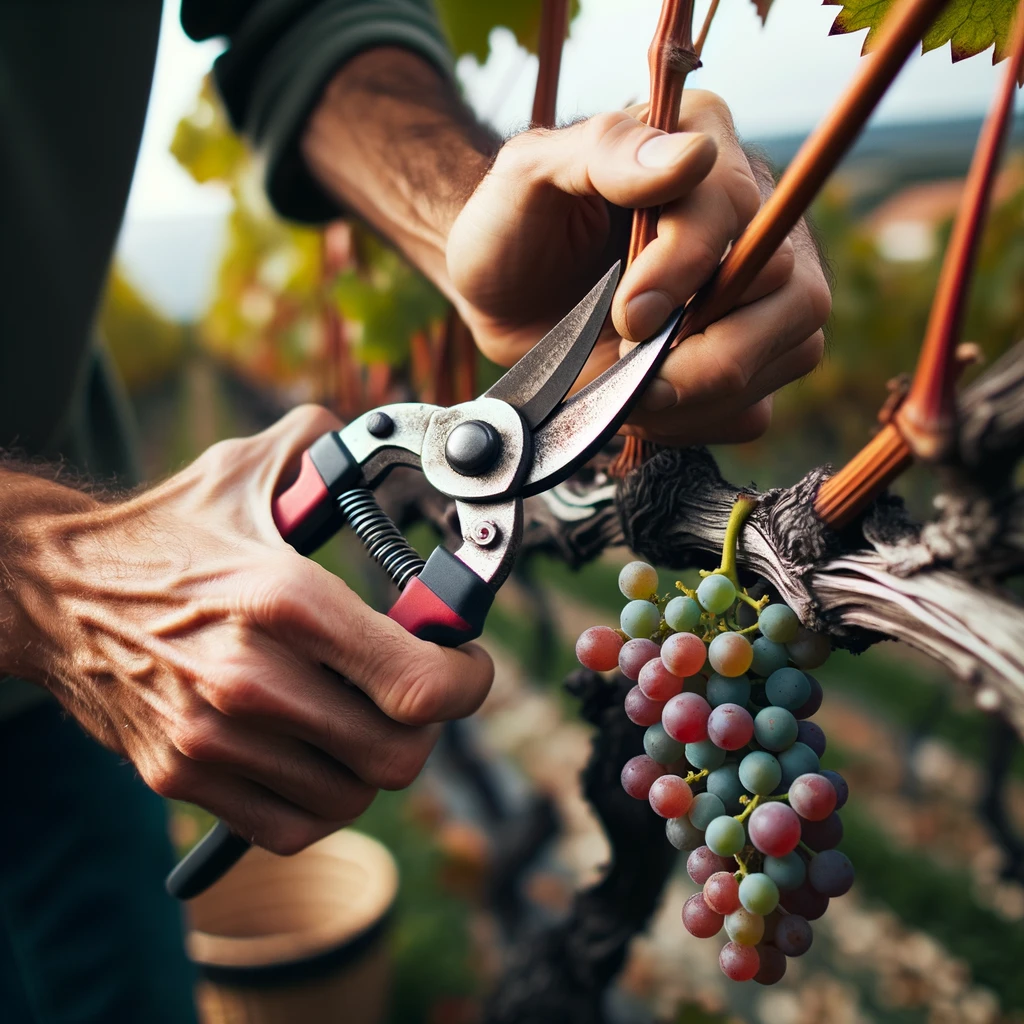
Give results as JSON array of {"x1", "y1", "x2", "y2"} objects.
[{"x1": 181, "y1": 0, "x2": 456, "y2": 224}]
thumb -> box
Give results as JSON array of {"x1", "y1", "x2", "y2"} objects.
[{"x1": 526, "y1": 111, "x2": 717, "y2": 210}]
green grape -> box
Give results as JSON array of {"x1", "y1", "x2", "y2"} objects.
[
  {"x1": 707, "y1": 763, "x2": 747, "y2": 813},
  {"x1": 665, "y1": 595, "x2": 702, "y2": 632},
  {"x1": 765, "y1": 668, "x2": 811, "y2": 711},
  {"x1": 697, "y1": 574, "x2": 736, "y2": 614},
  {"x1": 618, "y1": 560, "x2": 659, "y2": 600},
  {"x1": 764, "y1": 851, "x2": 806, "y2": 891},
  {"x1": 738, "y1": 751, "x2": 782, "y2": 795},
  {"x1": 739, "y1": 872, "x2": 780, "y2": 915},
  {"x1": 688, "y1": 792, "x2": 726, "y2": 830},
  {"x1": 724, "y1": 907, "x2": 765, "y2": 946},
  {"x1": 620, "y1": 599, "x2": 661, "y2": 639},
  {"x1": 706, "y1": 673, "x2": 751, "y2": 708},
  {"x1": 705, "y1": 815, "x2": 746, "y2": 856},
  {"x1": 666, "y1": 815, "x2": 705, "y2": 852},
  {"x1": 777, "y1": 742, "x2": 820, "y2": 787},
  {"x1": 750, "y1": 637, "x2": 788, "y2": 678},
  {"x1": 758, "y1": 603, "x2": 800, "y2": 644},
  {"x1": 643, "y1": 723, "x2": 685, "y2": 765},
  {"x1": 685, "y1": 739, "x2": 727, "y2": 771},
  {"x1": 753, "y1": 706, "x2": 798, "y2": 752}
]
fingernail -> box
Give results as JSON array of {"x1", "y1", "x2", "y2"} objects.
[
  {"x1": 639, "y1": 378, "x2": 677, "y2": 412},
  {"x1": 625, "y1": 290, "x2": 674, "y2": 341},
  {"x1": 637, "y1": 132, "x2": 703, "y2": 169}
]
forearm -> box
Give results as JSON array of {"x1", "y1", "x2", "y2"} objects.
[
  {"x1": 302, "y1": 47, "x2": 498, "y2": 299},
  {"x1": 0, "y1": 465, "x2": 97, "y2": 680}
]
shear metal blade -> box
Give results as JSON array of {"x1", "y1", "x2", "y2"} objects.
[
  {"x1": 484, "y1": 263, "x2": 620, "y2": 429},
  {"x1": 521, "y1": 306, "x2": 685, "y2": 497}
]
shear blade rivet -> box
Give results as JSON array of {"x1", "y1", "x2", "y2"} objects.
[
  {"x1": 366, "y1": 412, "x2": 395, "y2": 438},
  {"x1": 445, "y1": 420, "x2": 502, "y2": 476},
  {"x1": 470, "y1": 521, "x2": 500, "y2": 547}
]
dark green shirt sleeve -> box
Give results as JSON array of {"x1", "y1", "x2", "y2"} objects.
[{"x1": 180, "y1": 0, "x2": 455, "y2": 224}]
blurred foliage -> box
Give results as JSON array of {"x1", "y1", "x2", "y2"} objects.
[
  {"x1": 98, "y1": 265, "x2": 185, "y2": 391},
  {"x1": 826, "y1": 0, "x2": 1019, "y2": 62},
  {"x1": 436, "y1": 0, "x2": 580, "y2": 63}
]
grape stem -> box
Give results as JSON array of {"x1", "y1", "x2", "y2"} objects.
[
  {"x1": 733, "y1": 851, "x2": 750, "y2": 878},
  {"x1": 683, "y1": 768, "x2": 709, "y2": 785},
  {"x1": 701, "y1": 495, "x2": 767, "y2": 612},
  {"x1": 734, "y1": 792, "x2": 761, "y2": 824}
]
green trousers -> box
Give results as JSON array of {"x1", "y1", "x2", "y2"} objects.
[{"x1": 0, "y1": 701, "x2": 199, "y2": 1023}]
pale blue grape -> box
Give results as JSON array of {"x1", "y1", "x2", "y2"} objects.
[
  {"x1": 619, "y1": 560, "x2": 658, "y2": 600},
  {"x1": 707, "y1": 673, "x2": 751, "y2": 708},
  {"x1": 707, "y1": 763, "x2": 747, "y2": 813},
  {"x1": 705, "y1": 815, "x2": 746, "y2": 856},
  {"x1": 764, "y1": 852, "x2": 806, "y2": 891},
  {"x1": 620, "y1": 599, "x2": 661, "y2": 639},
  {"x1": 738, "y1": 751, "x2": 782, "y2": 795},
  {"x1": 688, "y1": 792, "x2": 726, "y2": 830},
  {"x1": 765, "y1": 668, "x2": 811, "y2": 711},
  {"x1": 758, "y1": 604, "x2": 800, "y2": 644},
  {"x1": 643, "y1": 723, "x2": 685, "y2": 765},
  {"x1": 739, "y1": 872, "x2": 780, "y2": 915},
  {"x1": 777, "y1": 742, "x2": 820, "y2": 788},
  {"x1": 666, "y1": 815, "x2": 705, "y2": 852},
  {"x1": 753, "y1": 706, "x2": 798, "y2": 752},
  {"x1": 750, "y1": 637, "x2": 788, "y2": 678},
  {"x1": 697, "y1": 574, "x2": 736, "y2": 614},
  {"x1": 685, "y1": 739, "x2": 727, "y2": 770},
  {"x1": 665, "y1": 595, "x2": 702, "y2": 632}
]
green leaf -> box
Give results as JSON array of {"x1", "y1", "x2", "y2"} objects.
[
  {"x1": 825, "y1": 0, "x2": 1017, "y2": 63},
  {"x1": 435, "y1": 0, "x2": 579, "y2": 62}
]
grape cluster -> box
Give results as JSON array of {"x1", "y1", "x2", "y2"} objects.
[{"x1": 576, "y1": 558, "x2": 852, "y2": 985}]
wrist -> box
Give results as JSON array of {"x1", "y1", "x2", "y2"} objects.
[
  {"x1": 0, "y1": 469, "x2": 99, "y2": 681},
  {"x1": 302, "y1": 47, "x2": 497, "y2": 295}
]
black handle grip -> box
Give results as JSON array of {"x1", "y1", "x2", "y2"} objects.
[{"x1": 165, "y1": 821, "x2": 251, "y2": 900}]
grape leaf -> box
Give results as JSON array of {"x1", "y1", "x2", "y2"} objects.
[
  {"x1": 435, "y1": 0, "x2": 579, "y2": 62},
  {"x1": 752, "y1": 0, "x2": 776, "y2": 24},
  {"x1": 825, "y1": 0, "x2": 1017, "y2": 63}
]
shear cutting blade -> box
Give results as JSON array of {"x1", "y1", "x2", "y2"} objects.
[
  {"x1": 484, "y1": 263, "x2": 620, "y2": 429},
  {"x1": 521, "y1": 305, "x2": 685, "y2": 497}
]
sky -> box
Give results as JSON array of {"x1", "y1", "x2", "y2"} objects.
[{"x1": 119, "y1": 0, "x2": 1018, "y2": 315}]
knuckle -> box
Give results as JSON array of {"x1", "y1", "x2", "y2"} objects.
[
  {"x1": 729, "y1": 168, "x2": 762, "y2": 230},
  {"x1": 209, "y1": 669, "x2": 266, "y2": 718},
  {"x1": 806, "y1": 274, "x2": 833, "y2": 329},
  {"x1": 385, "y1": 666, "x2": 447, "y2": 727},
  {"x1": 373, "y1": 737, "x2": 431, "y2": 791},
  {"x1": 170, "y1": 715, "x2": 225, "y2": 763},
  {"x1": 799, "y1": 331, "x2": 826, "y2": 376},
  {"x1": 143, "y1": 753, "x2": 191, "y2": 801},
  {"x1": 197, "y1": 437, "x2": 247, "y2": 477},
  {"x1": 684, "y1": 89, "x2": 731, "y2": 121},
  {"x1": 737, "y1": 400, "x2": 773, "y2": 443},
  {"x1": 262, "y1": 822, "x2": 322, "y2": 858}
]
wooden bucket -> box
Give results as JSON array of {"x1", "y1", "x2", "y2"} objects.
[{"x1": 186, "y1": 830, "x2": 398, "y2": 1024}]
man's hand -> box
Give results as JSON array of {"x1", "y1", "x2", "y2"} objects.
[
  {"x1": 305, "y1": 54, "x2": 829, "y2": 447},
  {"x1": 446, "y1": 91, "x2": 831, "y2": 446},
  {"x1": 1, "y1": 406, "x2": 493, "y2": 855}
]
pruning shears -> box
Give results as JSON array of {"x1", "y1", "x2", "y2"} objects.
[{"x1": 167, "y1": 260, "x2": 685, "y2": 900}]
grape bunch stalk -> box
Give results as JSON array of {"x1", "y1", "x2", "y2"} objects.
[{"x1": 575, "y1": 497, "x2": 852, "y2": 985}]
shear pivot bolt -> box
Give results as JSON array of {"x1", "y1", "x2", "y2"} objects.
[
  {"x1": 366, "y1": 412, "x2": 395, "y2": 438},
  {"x1": 470, "y1": 520, "x2": 500, "y2": 547},
  {"x1": 445, "y1": 420, "x2": 502, "y2": 476}
]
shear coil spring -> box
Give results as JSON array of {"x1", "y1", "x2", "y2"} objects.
[{"x1": 336, "y1": 489, "x2": 425, "y2": 591}]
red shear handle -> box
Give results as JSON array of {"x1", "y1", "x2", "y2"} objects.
[
  {"x1": 271, "y1": 433, "x2": 361, "y2": 554},
  {"x1": 388, "y1": 547, "x2": 493, "y2": 647}
]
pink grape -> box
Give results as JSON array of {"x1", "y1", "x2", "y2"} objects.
[
  {"x1": 624, "y1": 686, "x2": 664, "y2": 727},
  {"x1": 788, "y1": 773, "x2": 837, "y2": 822},
  {"x1": 708, "y1": 631, "x2": 754, "y2": 677},
  {"x1": 753, "y1": 944, "x2": 787, "y2": 985},
  {"x1": 618, "y1": 638, "x2": 660, "y2": 681},
  {"x1": 748, "y1": 802, "x2": 802, "y2": 858},
  {"x1": 648, "y1": 775, "x2": 694, "y2": 818},
  {"x1": 575, "y1": 626, "x2": 623, "y2": 671},
  {"x1": 720, "y1": 942, "x2": 760, "y2": 981},
  {"x1": 638, "y1": 658, "x2": 684, "y2": 701},
  {"x1": 620, "y1": 755, "x2": 664, "y2": 800},
  {"x1": 682, "y1": 893, "x2": 723, "y2": 938},
  {"x1": 686, "y1": 846, "x2": 733, "y2": 885},
  {"x1": 661, "y1": 631, "x2": 707, "y2": 677},
  {"x1": 703, "y1": 871, "x2": 741, "y2": 915},
  {"x1": 661, "y1": 692, "x2": 712, "y2": 743},
  {"x1": 707, "y1": 703, "x2": 754, "y2": 751}
]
